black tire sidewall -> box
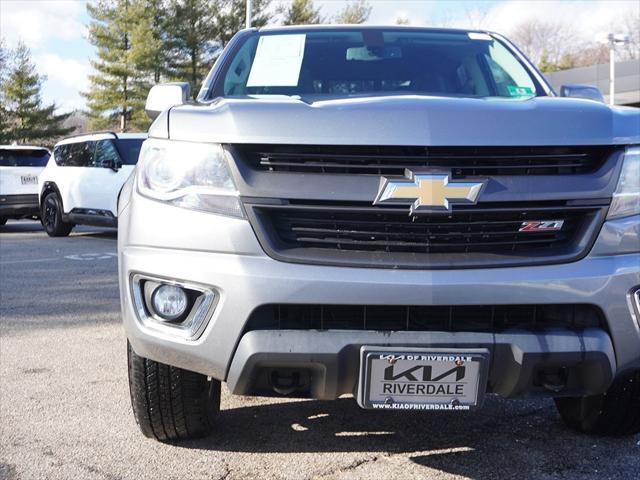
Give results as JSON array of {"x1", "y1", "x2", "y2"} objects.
[
  {"x1": 555, "y1": 370, "x2": 640, "y2": 436},
  {"x1": 127, "y1": 342, "x2": 220, "y2": 441},
  {"x1": 42, "y1": 193, "x2": 70, "y2": 236}
]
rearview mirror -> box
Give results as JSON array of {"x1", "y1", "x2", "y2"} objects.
[
  {"x1": 560, "y1": 84, "x2": 605, "y2": 103},
  {"x1": 145, "y1": 82, "x2": 191, "y2": 120}
]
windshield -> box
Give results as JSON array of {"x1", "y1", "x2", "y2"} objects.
[
  {"x1": 220, "y1": 29, "x2": 542, "y2": 99},
  {"x1": 0, "y1": 149, "x2": 50, "y2": 167}
]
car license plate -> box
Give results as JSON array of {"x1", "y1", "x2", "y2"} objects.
[
  {"x1": 357, "y1": 347, "x2": 489, "y2": 411},
  {"x1": 21, "y1": 175, "x2": 38, "y2": 185}
]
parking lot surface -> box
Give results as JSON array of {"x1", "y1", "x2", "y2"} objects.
[{"x1": 1, "y1": 220, "x2": 639, "y2": 480}]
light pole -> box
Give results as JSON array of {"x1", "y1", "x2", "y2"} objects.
[
  {"x1": 246, "y1": 0, "x2": 252, "y2": 28},
  {"x1": 605, "y1": 33, "x2": 630, "y2": 106}
]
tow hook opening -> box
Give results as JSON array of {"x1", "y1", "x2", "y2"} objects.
[
  {"x1": 536, "y1": 367, "x2": 569, "y2": 393},
  {"x1": 269, "y1": 369, "x2": 310, "y2": 396}
]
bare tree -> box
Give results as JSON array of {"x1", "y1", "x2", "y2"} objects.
[
  {"x1": 334, "y1": 0, "x2": 371, "y2": 24},
  {"x1": 572, "y1": 44, "x2": 609, "y2": 68},
  {"x1": 619, "y1": 11, "x2": 640, "y2": 60},
  {"x1": 509, "y1": 19, "x2": 579, "y2": 66},
  {"x1": 438, "y1": 3, "x2": 491, "y2": 30},
  {"x1": 462, "y1": 4, "x2": 492, "y2": 29}
]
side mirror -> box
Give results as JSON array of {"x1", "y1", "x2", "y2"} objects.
[
  {"x1": 560, "y1": 84, "x2": 605, "y2": 103},
  {"x1": 145, "y1": 82, "x2": 191, "y2": 120},
  {"x1": 101, "y1": 159, "x2": 121, "y2": 171}
]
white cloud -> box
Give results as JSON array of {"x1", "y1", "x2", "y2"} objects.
[
  {"x1": 34, "y1": 53, "x2": 89, "y2": 92},
  {"x1": 0, "y1": 0, "x2": 87, "y2": 48},
  {"x1": 35, "y1": 53, "x2": 89, "y2": 112},
  {"x1": 34, "y1": 53, "x2": 89, "y2": 112},
  {"x1": 1, "y1": 1, "x2": 89, "y2": 113},
  {"x1": 441, "y1": 0, "x2": 639, "y2": 42}
]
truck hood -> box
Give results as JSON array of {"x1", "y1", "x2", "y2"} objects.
[{"x1": 160, "y1": 95, "x2": 640, "y2": 146}]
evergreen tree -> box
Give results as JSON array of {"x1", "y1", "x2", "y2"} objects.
[
  {"x1": 166, "y1": 0, "x2": 220, "y2": 97},
  {"x1": 84, "y1": 0, "x2": 149, "y2": 131},
  {"x1": 2, "y1": 42, "x2": 73, "y2": 145},
  {"x1": 129, "y1": 0, "x2": 170, "y2": 84},
  {"x1": 280, "y1": 0, "x2": 324, "y2": 26},
  {"x1": 216, "y1": 0, "x2": 271, "y2": 46},
  {"x1": 538, "y1": 49, "x2": 575, "y2": 73},
  {"x1": 334, "y1": 0, "x2": 371, "y2": 24}
]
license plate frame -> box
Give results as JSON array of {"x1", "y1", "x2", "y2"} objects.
[{"x1": 357, "y1": 346, "x2": 489, "y2": 411}]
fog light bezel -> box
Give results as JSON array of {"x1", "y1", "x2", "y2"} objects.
[
  {"x1": 629, "y1": 287, "x2": 640, "y2": 329},
  {"x1": 130, "y1": 273, "x2": 217, "y2": 340}
]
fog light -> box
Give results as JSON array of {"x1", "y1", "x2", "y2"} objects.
[
  {"x1": 152, "y1": 284, "x2": 188, "y2": 321},
  {"x1": 131, "y1": 274, "x2": 217, "y2": 340}
]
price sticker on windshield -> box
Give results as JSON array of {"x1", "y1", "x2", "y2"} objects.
[{"x1": 247, "y1": 34, "x2": 306, "y2": 88}]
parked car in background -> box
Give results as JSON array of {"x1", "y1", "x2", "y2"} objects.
[
  {"x1": 0, "y1": 145, "x2": 50, "y2": 226},
  {"x1": 120, "y1": 26, "x2": 640, "y2": 442},
  {"x1": 39, "y1": 132, "x2": 146, "y2": 236}
]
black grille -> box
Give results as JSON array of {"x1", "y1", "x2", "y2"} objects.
[
  {"x1": 249, "y1": 201, "x2": 605, "y2": 268},
  {"x1": 238, "y1": 144, "x2": 614, "y2": 176},
  {"x1": 245, "y1": 304, "x2": 604, "y2": 333}
]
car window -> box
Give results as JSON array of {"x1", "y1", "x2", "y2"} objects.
[
  {"x1": 220, "y1": 29, "x2": 542, "y2": 99},
  {"x1": 114, "y1": 138, "x2": 145, "y2": 165},
  {"x1": 53, "y1": 144, "x2": 70, "y2": 166},
  {"x1": 0, "y1": 149, "x2": 49, "y2": 167},
  {"x1": 65, "y1": 142, "x2": 95, "y2": 167},
  {"x1": 484, "y1": 41, "x2": 537, "y2": 97},
  {"x1": 95, "y1": 140, "x2": 121, "y2": 167}
]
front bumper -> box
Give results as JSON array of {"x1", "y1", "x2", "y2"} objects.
[
  {"x1": 0, "y1": 194, "x2": 39, "y2": 218},
  {"x1": 227, "y1": 329, "x2": 615, "y2": 399},
  {"x1": 119, "y1": 196, "x2": 640, "y2": 399}
]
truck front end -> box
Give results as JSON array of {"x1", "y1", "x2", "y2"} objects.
[{"x1": 118, "y1": 26, "x2": 640, "y2": 441}]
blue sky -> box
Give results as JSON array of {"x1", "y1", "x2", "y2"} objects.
[{"x1": 0, "y1": 0, "x2": 637, "y2": 113}]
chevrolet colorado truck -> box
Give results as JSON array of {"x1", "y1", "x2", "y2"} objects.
[{"x1": 118, "y1": 26, "x2": 640, "y2": 442}]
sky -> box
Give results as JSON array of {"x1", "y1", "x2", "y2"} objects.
[{"x1": 0, "y1": 0, "x2": 638, "y2": 113}]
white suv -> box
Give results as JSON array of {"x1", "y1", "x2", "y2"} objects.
[
  {"x1": 0, "y1": 145, "x2": 50, "y2": 226},
  {"x1": 39, "y1": 132, "x2": 146, "y2": 236}
]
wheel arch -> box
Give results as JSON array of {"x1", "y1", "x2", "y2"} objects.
[{"x1": 40, "y1": 182, "x2": 64, "y2": 212}]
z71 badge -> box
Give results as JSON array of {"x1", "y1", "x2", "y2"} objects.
[{"x1": 519, "y1": 220, "x2": 564, "y2": 232}]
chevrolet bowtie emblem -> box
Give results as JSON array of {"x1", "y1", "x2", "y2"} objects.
[{"x1": 374, "y1": 170, "x2": 486, "y2": 215}]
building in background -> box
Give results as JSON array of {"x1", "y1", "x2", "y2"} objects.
[{"x1": 544, "y1": 60, "x2": 640, "y2": 107}]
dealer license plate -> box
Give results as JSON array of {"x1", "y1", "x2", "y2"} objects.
[
  {"x1": 357, "y1": 347, "x2": 488, "y2": 411},
  {"x1": 21, "y1": 175, "x2": 38, "y2": 185}
]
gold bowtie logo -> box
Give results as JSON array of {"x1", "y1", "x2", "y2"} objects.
[{"x1": 374, "y1": 171, "x2": 486, "y2": 215}]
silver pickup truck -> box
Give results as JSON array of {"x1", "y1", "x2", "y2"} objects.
[{"x1": 118, "y1": 26, "x2": 640, "y2": 442}]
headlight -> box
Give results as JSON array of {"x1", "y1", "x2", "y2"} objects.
[
  {"x1": 607, "y1": 146, "x2": 640, "y2": 220},
  {"x1": 137, "y1": 139, "x2": 243, "y2": 218}
]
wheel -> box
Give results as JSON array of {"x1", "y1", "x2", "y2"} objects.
[
  {"x1": 0, "y1": 217, "x2": 6, "y2": 226},
  {"x1": 555, "y1": 370, "x2": 640, "y2": 436},
  {"x1": 127, "y1": 342, "x2": 220, "y2": 441},
  {"x1": 41, "y1": 192, "x2": 72, "y2": 237}
]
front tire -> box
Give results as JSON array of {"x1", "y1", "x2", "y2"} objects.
[
  {"x1": 41, "y1": 192, "x2": 72, "y2": 237},
  {"x1": 127, "y1": 342, "x2": 221, "y2": 441},
  {"x1": 555, "y1": 370, "x2": 640, "y2": 436}
]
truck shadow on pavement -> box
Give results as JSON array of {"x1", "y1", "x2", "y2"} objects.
[{"x1": 183, "y1": 396, "x2": 639, "y2": 478}]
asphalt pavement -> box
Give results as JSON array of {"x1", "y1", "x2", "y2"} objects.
[{"x1": 1, "y1": 220, "x2": 639, "y2": 480}]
